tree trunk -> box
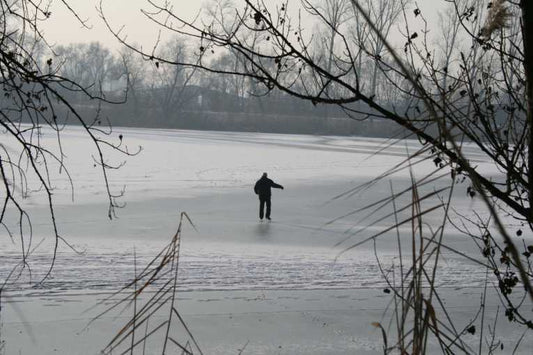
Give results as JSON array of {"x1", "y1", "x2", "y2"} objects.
[{"x1": 522, "y1": 0, "x2": 533, "y2": 220}]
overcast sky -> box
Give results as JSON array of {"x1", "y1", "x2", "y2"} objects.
[
  {"x1": 42, "y1": 0, "x2": 203, "y2": 49},
  {"x1": 41, "y1": 0, "x2": 442, "y2": 51}
]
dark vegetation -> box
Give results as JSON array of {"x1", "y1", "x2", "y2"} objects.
[
  {"x1": 59, "y1": 84, "x2": 400, "y2": 136},
  {"x1": 46, "y1": 41, "x2": 404, "y2": 136}
]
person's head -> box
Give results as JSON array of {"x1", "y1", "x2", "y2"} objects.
[{"x1": 262, "y1": 172, "x2": 267, "y2": 178}]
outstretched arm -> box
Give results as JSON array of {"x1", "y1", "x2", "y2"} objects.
[{"x1": 271, "y1": 182, "x2": 284, "y2": 189}]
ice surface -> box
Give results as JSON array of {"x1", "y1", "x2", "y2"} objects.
[
  {"x1": 1, "y1": 126, "x2": 530, "y2": 354},
  {"x1": 2, "y1": 125, "x2": 498, "y2": 205}
]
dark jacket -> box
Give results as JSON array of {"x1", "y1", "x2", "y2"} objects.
[{"x1": 254, "y1": 176, "x2": 283, "y2": 198}]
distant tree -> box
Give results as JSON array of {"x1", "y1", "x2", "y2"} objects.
[
  {"x1": 307, "y1": 0, "x2": 351, "y2": 127},
  {"x1": 356, "y1": 0, "x2": 403, "y2": 99},
  {"x1": 202, "y1": 0, "x2": 260, "y2": 111},
  {"x1": 119, "y1": 45, "x2": 149, "y2": 111},
  {"x1": 55, "y1": 42, "x2": 123, "y2": 98},
  {"x1": 101, "y1": 0, "x2": 533, "y2": 347},
  {"x1": 146, "y1": 38, "x2": 199, "y2": 123}
]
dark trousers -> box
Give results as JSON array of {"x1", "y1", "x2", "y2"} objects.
[{"x1": 259, "y1": 196, "x2": 271, "y2": 219}]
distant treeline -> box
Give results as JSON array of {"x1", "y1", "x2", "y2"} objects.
[
  {"x1": 11, "y1": 40, "x2": 413, "y2": 137},
  {"x1": 65, "y1": 85, "x2": 408, "y2": 137},
  {"x1": 13, "y1": 40, "x2": 510, "y2": 139}
]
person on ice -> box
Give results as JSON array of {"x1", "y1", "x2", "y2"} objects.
[{"x1": 254, "y1": 172, "x2": 284, "y2": 220}]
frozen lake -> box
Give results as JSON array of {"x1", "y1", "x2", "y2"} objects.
[{"x1": 1, "y1": 127, "x2": 531, "y2": 354}]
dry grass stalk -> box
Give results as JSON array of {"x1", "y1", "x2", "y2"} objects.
[{"x1": 98, "y1": 212, "x2": 202, "y2": 355}]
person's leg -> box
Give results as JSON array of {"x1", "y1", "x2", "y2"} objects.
[
  {"x1": 259, "y1": 198, "x2": 265, "y2": 219},
  {"x1": 265, "y1": 198, "x2": 271, "y2": 219}
]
